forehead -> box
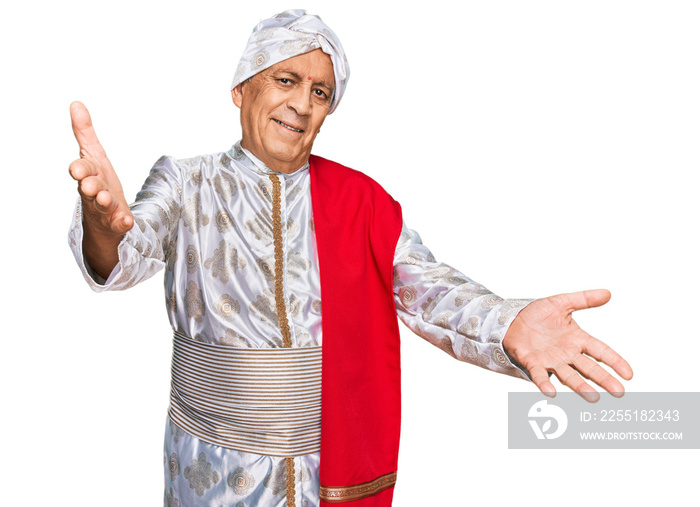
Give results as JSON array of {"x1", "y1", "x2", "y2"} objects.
[{"x1": 263, "y1": 49, "x2": 334, "y2": 86}]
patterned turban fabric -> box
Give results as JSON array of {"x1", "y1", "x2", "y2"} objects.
[{"x1": 231, "y1": 9, "x2": 350, "y2": 113}]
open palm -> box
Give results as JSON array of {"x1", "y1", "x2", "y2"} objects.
[
  {"x1": 68, "y1": 102, "x2": 133, "y2": 278},
  {"x1": 503, "y1": 289, "x2": 633, "y2": 402}
]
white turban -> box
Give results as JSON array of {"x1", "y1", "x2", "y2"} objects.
[{"x1": 231, "y1": 9, "x2": 350, "y2": 114}]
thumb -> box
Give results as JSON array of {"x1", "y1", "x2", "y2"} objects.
[
  {"x1": 70, "y1": 101, "x2": 106, "y2": 159},
  {"x1": 566, "y1": 289, "x2": 612, "y2": 311}
]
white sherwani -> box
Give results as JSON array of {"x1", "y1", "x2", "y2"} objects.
[{"x1": 68, "y1": 142, "x2": 531, "y2": 507}]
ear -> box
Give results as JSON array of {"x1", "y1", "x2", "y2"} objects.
[{"x1": 231, "y1": 83, "x2": 245, "y2": 109}]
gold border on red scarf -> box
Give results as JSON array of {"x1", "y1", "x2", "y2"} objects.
[{"x1": 319, "y1": 471, "x2": 397, "y2": 503}]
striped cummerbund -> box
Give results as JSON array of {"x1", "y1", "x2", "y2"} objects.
[{"x1": 168, "y1": 331, "x2": 322, "y2": 457}]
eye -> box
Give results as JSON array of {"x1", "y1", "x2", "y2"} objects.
[{"x1": 314, "y1": 89, "x2": 329, "y2": 100}]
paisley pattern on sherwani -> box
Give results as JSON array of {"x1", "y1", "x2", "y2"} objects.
[{"x1": 68, "y1": 141, "x2": 531, "y2": 507}]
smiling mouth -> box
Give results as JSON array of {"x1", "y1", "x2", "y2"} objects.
[{"x1": 273, "y1": 119, "x2": 304, "y2": 133}]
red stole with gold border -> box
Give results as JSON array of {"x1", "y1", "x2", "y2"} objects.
[{"x1": 309, "y1": 155, "x2": 403, "y2": 506}]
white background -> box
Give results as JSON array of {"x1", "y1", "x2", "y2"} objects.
[{"x1": 1, "y1": 0, "x2": 698, "y2": 505}]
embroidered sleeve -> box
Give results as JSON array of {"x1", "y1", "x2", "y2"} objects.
[
  {"x1": 68, "y1": 155, "x2": 182, "y2": 292},
  {"x1": 393, "y1": 221, "x2": 533, "y2": 381}
]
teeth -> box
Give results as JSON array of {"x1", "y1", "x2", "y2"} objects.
[{"x1": 274, "y1": 119, "x2": 303, "y2": 132}]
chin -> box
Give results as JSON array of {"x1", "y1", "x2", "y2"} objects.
[
  {"x1": 264, "y1": 142, "x2": 306, "y2": 164},
  {"x1": 267, "y1": 148, "x2": 300, "y2": 164}
]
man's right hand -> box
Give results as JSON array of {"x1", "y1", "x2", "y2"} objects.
[{"x1": 69, "y1": 101, "x2": 133, "y2": 279}]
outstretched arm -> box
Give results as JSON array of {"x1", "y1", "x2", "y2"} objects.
[
  {"x1": 68, "y1": 101, "x2": 133, "y2": 279},
  {"x1": 394, "y1": 223, "x2": 535, "y2": 380},
  {"x1": 503, "y1": 289, "x2": 633, "y2": 402}
]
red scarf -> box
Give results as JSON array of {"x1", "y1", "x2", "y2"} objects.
[{"x1": 310, "y1": 155, "x2": 403, "y2": 505}]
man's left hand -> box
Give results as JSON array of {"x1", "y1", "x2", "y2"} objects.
[{"x1": 502, "y1": 289, "x2": 633, "y2": 402}]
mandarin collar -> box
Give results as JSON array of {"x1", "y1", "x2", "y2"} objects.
[{"x1": 228, "y1": 141, "x2": 310, "y2": 177}]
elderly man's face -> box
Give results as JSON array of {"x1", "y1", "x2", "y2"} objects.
[{"x1": 232, "y1": 49, "x2": 335, "y2": 174}]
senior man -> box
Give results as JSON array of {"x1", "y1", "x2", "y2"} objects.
[{"x1": 68, "y1": 9, "x2": 632, "y2": 507}]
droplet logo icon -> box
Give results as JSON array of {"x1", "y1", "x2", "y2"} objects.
[{"x1": 528, "y1": 400, "x2": 568, "y2": 440}]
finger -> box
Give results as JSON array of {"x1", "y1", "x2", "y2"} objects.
[
  {"x1": 551, "y1": 363, "x2": 600, "y2": 403},
  {"x1": 81, "y1": 181, "x2": 130, "y2": 225},
  {"x1": 113, "y1": 208, "x2": 134, "y2": 233},
  {"x1": 70, "y1": 101, "x2": 106, "y2": 158},
  {"x1": 572, "y1": 354, "x2": 625, "y2": 397},
  {"x1": 583, "y1": 335, "x2": 634, "y2": 382},
  {"x1": 530, "y1": 366, "x2": 557, "y2": 398},
  {"x1": 78, "y1": 175, "x2": 107, "y2": 201},
  {"x1": 81, "y1": 187, "x2": 133, "y2": 233},
  {"x1": 95, "y1": 189, "x2": 115, "y2": 212},
  {"x1": 69, "y1": 158, "x2": 100, "y2": 181},
  {"x1": 96, "y1": 194, "x2": 134, "y2": 233},
  {"x1": 92, "y1": 189, "x2": 124, "y2": 219},
  {"x1": 563, "y1": 289, "x2": 612, "y2": 312}
]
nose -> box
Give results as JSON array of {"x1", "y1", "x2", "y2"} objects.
[{"x1": 287, "y1": 85, "x2": 313, "y2": 116}]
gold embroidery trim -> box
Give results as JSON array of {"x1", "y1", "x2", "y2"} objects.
[
  {"x1": 286, "y1": 457, "x2": 296, "y2": 507},
  {"x1": 270, "y1": 175, "x2": 293, "y2": 349},
  {"x1": 320, "y1": 472, "x2": 397, "y2": 503},
  {"x1": 271, "y1": 174, "x2": 295, "y2": 504}
]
